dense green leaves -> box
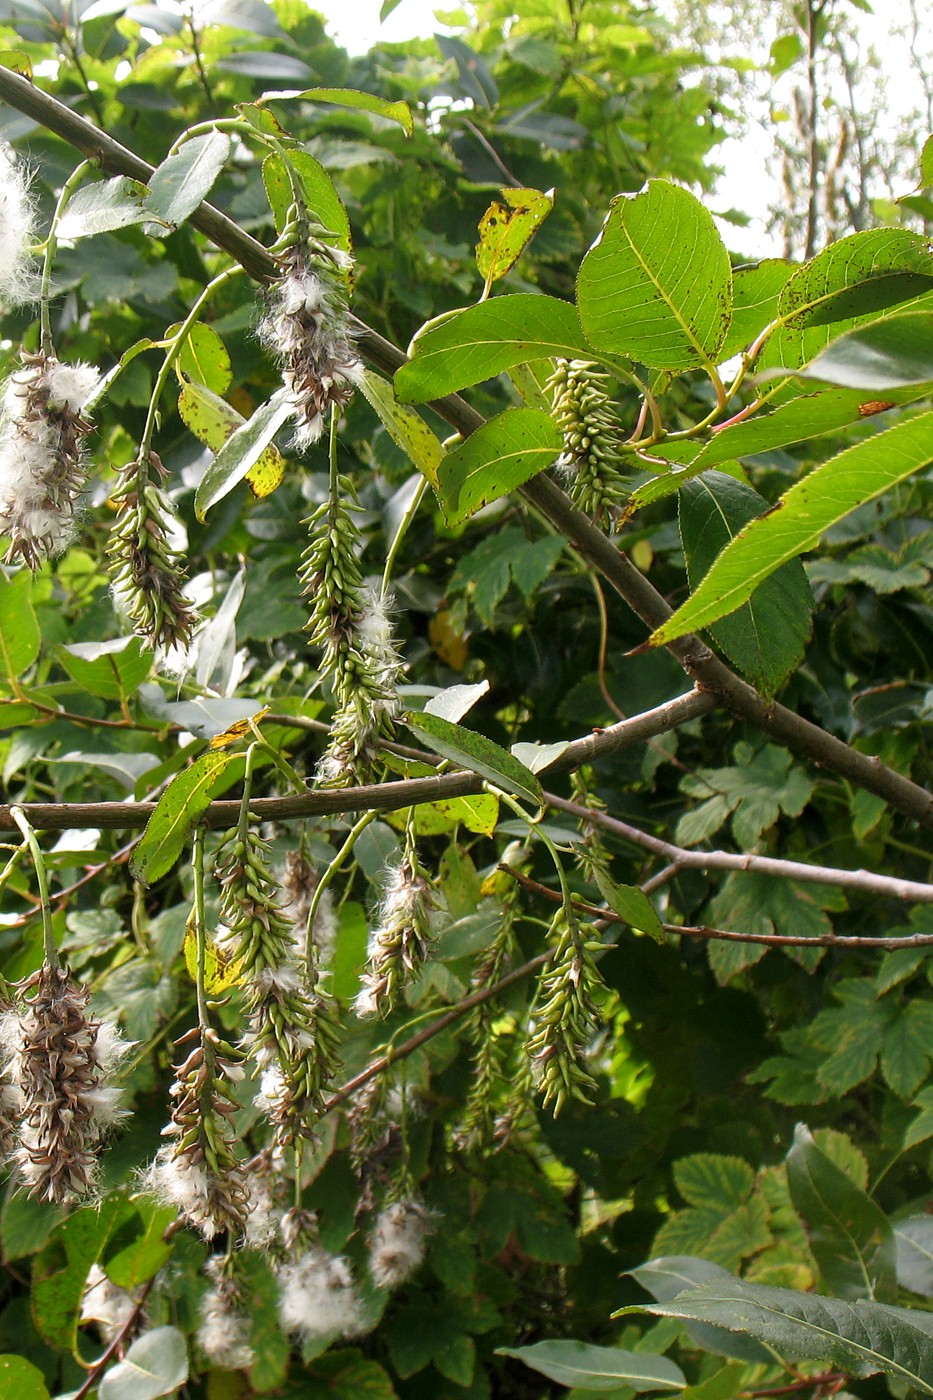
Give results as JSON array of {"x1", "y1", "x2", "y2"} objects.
[
  {"x1": 577, "y1": 180, "x2": 733, "y2": 368},
  {"x1": 798, "y1": 310, "x2": 933, "y2": 389},
  {"x1": 0, "y1": 569, "x2": 40, "y2": 680}
]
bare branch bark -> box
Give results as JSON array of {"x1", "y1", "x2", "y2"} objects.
[
  {"x1": 545, "y1": 793, "x2": 933, "y2": 904},
  {"x1": 0, "y1": 690, "x2": 711, "y2": 831}
]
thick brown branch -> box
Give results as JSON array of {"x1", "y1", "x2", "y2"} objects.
[
  {"x1": 545, "y1": 793, "x2": 933, "y2": 905},
  {"x1": 0, "y1": 69, "x2": 929, "y2": 828},
  {"x1": 0, "y1": 690, "x2": 709, "y2": 831}
]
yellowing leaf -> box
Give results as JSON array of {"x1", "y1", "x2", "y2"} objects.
[
  {"x1": 184, "y1": 926, "x2": 242, "y2": 993},
  {"x1": 476, "y1": 187, "x2": 554, "y2": 291},
  {"x1": 208, "y1": 706, "x2": 270, "y2": 748},
  {"x1": 177, "y1": 381, "x2": 285, "y2": 500}
]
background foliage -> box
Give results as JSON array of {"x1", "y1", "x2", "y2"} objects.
[{"x1": 2, "y1": 0, "x2": 933, "y2": 1397}]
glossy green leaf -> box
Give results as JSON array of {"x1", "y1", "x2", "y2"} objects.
[
  {"x1": 0, "y1": 49, "x2": 32, "y2": 76},
  {"x1": 0, "y1": 1356, "x2": 48, "y2": 1399},
  {"x1": 476, "y1": 186, "x2": 554, "y2": 288},
  {"x1": 797, "y1": 310, "x2": 933, "y2": 389},
  {"x1": 360, "y1": 370, "x2": 445, "y2": 489},
  {"x1": 594, "y1": 868, "x2": 665, "y2": 942},
  {"x1": 130, "y1": 750, "x2": 236, "y2": 884},
  {"x1": 497, "y1": 1340, "x2": 685, "y2": 1392},
  {"x1": 650, "y1": 411, "x2": 933, "y2": 646},
  {"x1": 55, "y1": 635, "x2": 150, "y2": 701},
  {"x1": 434, "y1": 407, "x2": 562, "y2": 524},
  {"x1": 169, "y1": 320, "x2": 232, "y2": 395},
  {"x1": 98, "y1": 1325, "x2": 188, "y2": 1400},
  {"x1": 144, "y1": 131, "x2": 230, "y2": 230},
  {"x1": 577, "y1": 180, "x2": 733, "y2": 369},
  {"x1": 56, "y1": 175, "x2": 150, "y2": 238},
  {"x1": 679, "y1": 471, "x2": 813, "y2": 696},
  {"x1": 786, "y1": 1124, "x2": 896, "y2": 1301},
  {"x1": 195, "y1": 388, "x2": 292, "y2": 519},
  {"x1": 262, "y1": 150, "x2": 350, "y2": 251},
  {"x1": 0, "y1": 569, "x2": 39, "y2": 681},
  {"x1": 259, "y1": 85, "x2": 413, "y2": 135},
  {"x1": 620, "y1": 1277, "x2": 933, "y2": 1394},
  {"x1": 761, "y1": 229, "x2": 933, "y2": 372},
  {"x1": 395, "y1": 294, "x2": 592, "y2": 403},
  {"x1": 405, "y1": 710, "x2": 543, "y2": 807}
]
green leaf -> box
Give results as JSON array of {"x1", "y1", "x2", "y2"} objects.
[
  {"x1": 194, "y1": 388, "x2": 292, "y2": 519},
  {"x1": 259, "y1": 85, "x2": 413, "y2": 134},
  {"x1": 1, "y1": 1193, "x2": 63, "y2": 1263},
  {"x1": 650, "y1": 411, "x2": 933, "y2": 646},
  {"x1": 476, "y1": 186, "x2": 554, "y2": 288},
  {"x1": 895, "y1": 1215, "x2": 933, "y2": 1297},
  {"x1": 797, "y1": 310, "x2": 933, "y2": 389},
  {"x1": 32, "y1": 1195, "x2": 133, "y2": 1352},
  {"x1": 497, "y1": 1340, "x2": 686, "y2": 1392},
  {"x1": 717, "y1": 259, "x2": 794, "y2": 362},
  {"x1": 55, "y1": 635, "x2": 150, "y2": 701},
  {"x1": 307, "y1": 1347, "x2": 399, "y2": 1397},
  {"x1": 100, "y1": 1203, "x2": 175, "y2": 1288},
  {"x1": 395, "y1": 294, "x2": 592, "y2": 403},
  {"x1": 144, "y1": 131, "x2": 230, "y2": 230},
  {"x1": 169, "y1": 320, "x2": 232, "y2": 395},
  {"x1": 630, "y1": 1257, "x2": 774, "y2": 1364},
  {"x1": 577, "y1": 180, "x2": 733, "y2": 369},
  {"x1": 359, "y1": 370, "x2": 445, "y2": 488},
  {"x1": 405, "y1": 710, "x2": 543, "y2": 807},
  {"x1": 679, "y1": 472, "x2": 813, "y2": 696},
  {"x1": 57, "y1": 175, "x2": 150, "y2": 238},
  {"x1": 434, "y1": 407, "x2": 562, "y2": 524},
  {"x1": 0, "y1": 569, "x2": 39, "y2": 681},
  {"x1": 760, "y1": 229, "x2": 933, "y2": 372},
  {"x1": 594, "y1": 868, "x2": 665, "y2": 942},
  {"x1": 690, "y1": 389, "x2": 915, "y2": 473},
  {"x1": 921, "y1": 133, "x2": 933, "y2": 189},
  {"x1": 619, "y1": 1277, "x2": 933, "y2": 1395},
  {"x1": 786, "y1": 1124, "x2": 896, "y2": 1301},
  {"x1": 675, "y1": 1155, "x2": 754, "y2": 1210},
  {"x1": 904, "y1": 1086, "x2": 933, "y2": 1150},
  {"x1": 262, "y1": 150, "x2": 350, "y2": 251},
  {"x1": 130, "y1": 750, "x2": 236, "y2": 884},
  {"x1": 97, "y1": 1325, "x2": 188, "y2": 1400},
  {"x1": 0, "y1": 1356, "x2": 48, "y2": 1399}
]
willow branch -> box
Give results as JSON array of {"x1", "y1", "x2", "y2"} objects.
[
  {"x1": 0, "y1": 690, "x2": 710, "y2": 831},
  {"x1": 504, "y1": 868, "x2": 933, "y2": 948},
  {"x1": 1, "y1": 68, "x2": 929, "y2": 827},
  {"x1": 545, "y1": 793, "x2": 933, "y2": 905},
  {"x1": 324, "y1": 949, "x2": 551, "y2": 1112}
]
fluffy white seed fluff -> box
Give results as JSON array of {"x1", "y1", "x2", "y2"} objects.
[
  {"x1": 143, "y1": 1152, "x2": 220, "y2": 1238},
  {"x1": 369, "y1": 1199, "x2": 434, "y2": 1289},
  {"x1": 80, "y1": 1263, "x2": 137, "y2": 1342},
  {"x1": 0, "y1": 143, "x2": 36, "y2": 308},
  {"x1": 198, "y1": 1275, "x2": 254, "y2": 1370},
  {"x1": 277, "y1": 1246, "x2": 363, "y2": 1341}
]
